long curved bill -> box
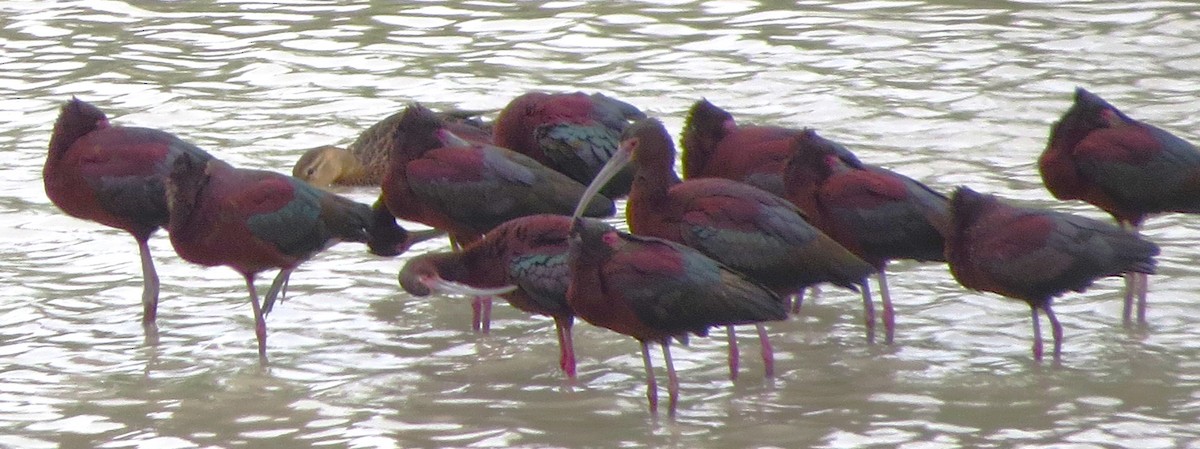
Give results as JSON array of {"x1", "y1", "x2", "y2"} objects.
[
  {"x1": 572, "y1": 139, "x2": 634, "y2": 219},
  {"x1": 421, "y1": 274, "x2": 518, "y2": 297}
]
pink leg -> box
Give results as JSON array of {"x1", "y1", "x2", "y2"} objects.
[
  {"x1": 554, "y1": 316, "x2": 576, "y2": 380},
  {"x1": 1030, "y1": 304, "x2": 1043, "y2": 361},
  {"x1": 661, "y1": 339, "x2": 678, "y2": 418},
  {"x1": 470, "y1": 296, "x2": 493, "y2": 334},
  {"x1": 756, "y1": 324, "x2": 774, "y2": 378},
  {"x1": 877, "y1": 268, "x2": 896, "y2": 344},
  {"x1": 726, "y1": 324, "x2": 739, "y2": 381},
  {"x1": 245, "y1": 275, "x2": 268, "y2": 364},
  {"x1": 136, "y1": 237, "x2": 160, "y2": 346},
  {"x1": 860, "y1": 281, "x2": 876, "y2": 344},
  {"x1": 640, "y1": 340, "x2": 657, "y2": 414},
  {"x1": 1044, "y1": 304, "x2": 1063, "y2": 361},
  {"x1": 136, "y1": 237, "x2": 159, "y2": 329}
]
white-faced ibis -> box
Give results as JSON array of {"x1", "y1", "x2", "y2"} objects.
[
  {"x1": 43, "y1": 98, "x2": 216, "y2": 333},
  {"x1": 165, "y1": 154, "x2": 409, "y2": 362},
  {"x1": 293, "y1": 108, "x2": 492, "y2": 188},
  {"x1": 1040, "y1": 87, "x2": 1200, "y2": 325},
  {"x1": 680, "y1": 99, "x2": 860, "y2": 197},
  {"x1": 399, "y1": 214, "x2": 579, "y2": 378},
  {"x1": 567, "y1": 217, "x2": 786, "y2": 416},
  {"x1": 783, "y1": 129, "x2": 949, "y2": 343},
  {"x1": 492, "y1": 91, "x2": 646, "y2": 198},
  {"x1": 942, "y1": 187, "x2": 1158, "y2": 361},
  {"x1": 375, "y1": 103, "x2": 615, "y2": 333},
  {"x1": 576, "y1": 118, "x2": 873, "y2": 378}
]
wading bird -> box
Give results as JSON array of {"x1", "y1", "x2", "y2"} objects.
[
  {"x1": 941, "y1": 187, "x2": 1158, "y2": 361},
  {"x1": 1040, "y1": 87, "x2": 1200, "y2": 325},
  {"x1": 576, "y1": 118, "x2": 873, "y2": 379},
  {"x1": 567, "y1": 217, "x2": 786, "y2": 416}
]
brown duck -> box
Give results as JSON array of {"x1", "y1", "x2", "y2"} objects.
[{"x1": 293, "y1": 108, "x2": 493, "y2": 187}]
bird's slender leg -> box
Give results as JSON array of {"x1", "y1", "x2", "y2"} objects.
[
  {"x1": 877, "y1": 267, "x2": 896, "y2": 344},
  {"x1": 1044, "y1": 303, "x2": 1063, "y2": 362},
  {"x1": 860, "y1": 281, "x2": 876, "y2": 344},
  {"x1": 1121, "y1": 276, "x2": 1135, "y2": 326},
  {"x1": 1136, "y1": 272, "x2": 1149, "y2": 324},
  {"x1": 554, "y1": 316, "x2": 577, "y2": 380},
  {"x1": 725, "y1": 324, "x2": 739, "y2": 381},
  {"x1": 789, "y1": 289, "x2": 805, "y2": 315},
  {"x1": 470, "y1": 297, "x2": 493, "y2": 334},
  {"x1": 262, "y1": 268, "x2": 293, "y2": 316},
  {"x1": 136, "y1": 237, "x2": 160, "y2": 331},
  {"x1": 1119, "y1": 220, "x2": 1136, "y2": 326},
  {"x1": 756, "y1": 324, "x2": 774, "y2": 378},
  {"x1": 640, "y1": 340, "x2": 657, "y2": 414},
  {"x1": 481, "y1": 296, "x2": 492, "y2": 333},
  {"x1": 661, "y1": 338, "x2": 678, "y2": 418},
  {"x1": 1030, "y1": 304, "x2": 1043, "y2": 362},
  {"x1": 245, "y1": 275, "x2": 268, "y2": 364},
  {"x1": 451, "y1": 236, "x2": 493, "y2": 334},
  {"x1": 136, "y1": 237, "x2": 160, "y2": 346},
  {"x1": 1132, "y1": 222, "x2": 1149, "y2": 325},
  {"x1": 471, "y1": 298, "x2": 482, "y2": 332}
]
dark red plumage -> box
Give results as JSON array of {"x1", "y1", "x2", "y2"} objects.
[
  {"x1": 165, "y1": 154, "x2": 387, "y2": 361},
  {"x1": 492, "y1": 91, "x2": 646, "y2": 197},
  {"x1": 943, "y1": 187, "x2": 1158, "y2": 361},
  {"x1": 375, "y1": 103, "x2": 615, "y2": 332},
  {"x1": 783, "y1": 129, "x2": 949, "y2": 343},
  {"x1": 1040, "y1": 87, "x2": 1200, "y2": 324},
  {"x1": 681, "y1": 99, "x2": 860, "y2": 196},
  {"x1": 567, "y1": 217, "x2": 785, "y2": 415},
  {"x1": 43, "y1": 98, "x2": 216, "y2": 331},
  {"x1": 577, "y1": 118, "x2": 873, "y2": 377},
  {"x1": 399, "y1": 214, "x2": 578, "y2": 378}
]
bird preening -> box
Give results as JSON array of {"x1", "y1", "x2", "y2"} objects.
[{"x1": 41, "y1": 86, "x2": 1187, "y2": 416}]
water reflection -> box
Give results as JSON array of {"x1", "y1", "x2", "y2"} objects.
[{"x1": 4, "y1": 0, "x2": 1200, "y2": 447}]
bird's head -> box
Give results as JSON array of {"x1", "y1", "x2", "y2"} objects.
[{"x1": 292, "y1": 145, "x2": 351, "y2": 188}]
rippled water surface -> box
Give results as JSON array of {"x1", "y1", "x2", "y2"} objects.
[{"x1": 5, "y1": 1, "x2": 1200, "y2": 447}]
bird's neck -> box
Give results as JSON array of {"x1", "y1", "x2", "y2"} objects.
[{"x1": 334, "y1": 151, "x2": 370, "y2": 184}]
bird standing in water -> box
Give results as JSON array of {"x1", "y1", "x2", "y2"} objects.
[
  {"x1": 566, "y1": 217, "x2": 786, "y2": 416},
  {"x1": 783, "y1": 129, "x2": 949, "y2": 343},
  {"x1": 1040, "y1": 87, "x2": 1200, "y2": 325},
  {"x1": 43, "y1": 98, "x2": 215, "y2": 335},
  {"x1": 575, "y1": 118, "x2": 872, "y2": 379},
  {"x1": 165, "y1": 154, "x2": 411, "y2": 362},
  {"x1": 941, "y1": 187, "x2": 1158, "y2": 361}
]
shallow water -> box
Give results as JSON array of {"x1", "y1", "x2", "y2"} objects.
[{"x1": 5, "y1": 1, "x2": 1200, "y2": 447}]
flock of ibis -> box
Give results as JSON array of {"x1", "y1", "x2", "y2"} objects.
[{"x1": 43, "y1": 87, "x2": 1193, "y2": 415}]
